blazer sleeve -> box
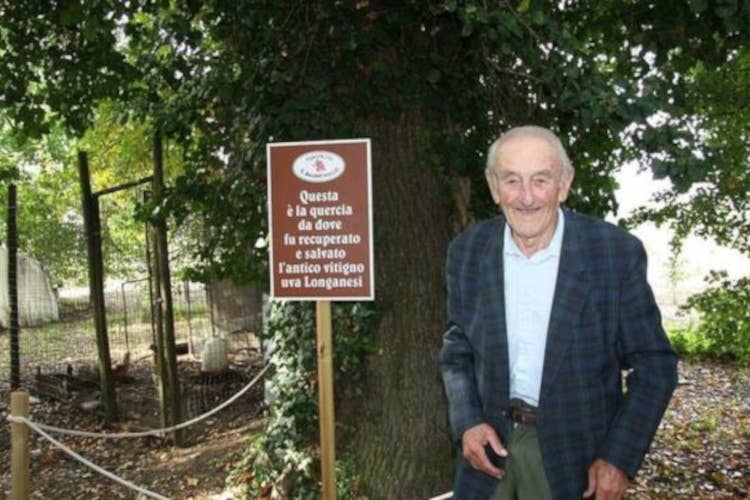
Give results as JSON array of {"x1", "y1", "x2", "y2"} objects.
[
  {"x1": 439, "y1": 239, "x2": 484, "y2": 443},
  {"x1": 597, "y1": 239, "x2": 678, "y2": 477}
]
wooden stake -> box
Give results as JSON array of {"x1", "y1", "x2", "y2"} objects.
[
  {"x1": 152, "y1": 133, "x2": 184, "y2": 446},
  {"x1": 8, "y1": 184, "x2": 20, "y2": 390},
  {"x1": 78, "y1": 151, "x2": 118, "y2": 423},
  {"x1": 142, "y1": 197, "x2": 168, "y2": 430},
  {"x1": 10, "y1": 391, "x2": 30, "y2": 500},
  {"x1": 316, "y1": 301, "x2": 336, "y2": 500}
]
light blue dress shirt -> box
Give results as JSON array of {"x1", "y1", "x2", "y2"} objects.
[{"x1": 503, "y1": 208, "x2": 565, "y2": 407}]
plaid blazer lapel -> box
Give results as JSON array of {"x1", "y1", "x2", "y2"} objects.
[
  {"x1": 539, "y1": 210, "x2": 588, "y2": 404},
  {"x1": 479, "y1": 217, "x2": 510, "y2": 409}
]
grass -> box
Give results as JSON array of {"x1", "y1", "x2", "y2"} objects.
[
  {"x1": 0, "y1": 303, "x2": 214, "y2": 373},
  {"x1": 688, "y1": 407, "x2": 722, "y2": 437}
]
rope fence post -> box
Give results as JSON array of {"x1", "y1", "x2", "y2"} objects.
[
  {"x1": 184, "y1": 281, "x2": 194, "y2": 357},
  {"x1": 10, "y1": 390, "x2": 30, "y2": 500},
  {"x1": 8, "y1": 183, "x2": 20, "y2": 390},
  {"x1": 5, "y1": 364, "x2": 270, "y2": 500},
  {"x1": 121, "y1": 281, "x2": 130, "y2": 353}
]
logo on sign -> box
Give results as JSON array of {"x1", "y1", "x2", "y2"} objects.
[{"x1": 292, "y1": 151, "x2": 345, "y2": 183}]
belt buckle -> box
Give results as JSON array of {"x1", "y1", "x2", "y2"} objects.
[
  {"x1": 503, "y1": 406, "x2": 520, "y2": 423},
  {"x1": 510, "y1": 407, "x2": 521, "y2": 423},
  {"x1": 505, "y1": 405, "x2": 536, "y2": 426}
]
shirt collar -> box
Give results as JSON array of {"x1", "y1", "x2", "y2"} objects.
[{"x1": 503, "y1": 207, "x2": 565, "y2": 261}]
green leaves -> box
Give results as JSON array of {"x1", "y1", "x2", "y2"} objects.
[
  {"x1": 626, "y1": 40, "x2": 750, "y2": 255},
  {"x1": 234, "y1": 299, "x2": 378, "y2": 497},
  {"x1": 499, "y1": 12, "x2": 522, "y2": 37},
  {"x1": 688, "y1": 0, "x2": 710, "y2": 14},
  {"x1": 683, "y1": 271, "x2": 750, "y2": 363},
  {"x1": 517, "y1": 0, "x2": 532, "y2": 13},
  {"x1": 442, "y1": 0, "x2": 457, "y2": 13},
  {"x1": 0, "y1": 1, "x2": 138, "y2": 137},
  {"x1": 714, "y1": 0, "x2": 739, "y2": 19},
  {"x1": 426, "y1": 68, "x2": 441, "y2": 84}
]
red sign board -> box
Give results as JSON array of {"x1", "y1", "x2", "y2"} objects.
[{"x1": 267, "y1": 139, "x2": 374, "y2": 300}]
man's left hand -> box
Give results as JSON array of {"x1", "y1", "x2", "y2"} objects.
[{"x1": 582, "y1": 459, "x2": 628, "y2": 499}]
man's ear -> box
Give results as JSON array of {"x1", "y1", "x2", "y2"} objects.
[
  {"x1": 485, "y1": 169, "x2": 502, "y2": 205},
  {"x1": 558, "y1": 168, "x2": 575, "y2": 203}
]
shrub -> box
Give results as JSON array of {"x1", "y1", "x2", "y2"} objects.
[
  {"x1": 681, "y1": 271, "x2": 750, "y2": 363},
  {"x1": 667, "y1": 326, "x2": 709, "y2": 359}
]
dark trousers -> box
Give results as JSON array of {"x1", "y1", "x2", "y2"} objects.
[{"x1": 490, "y1": 422, "x2": 552, "y2": 500}]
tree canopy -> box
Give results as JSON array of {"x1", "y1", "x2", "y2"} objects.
[
  {"x1": 0, "y1": 0, "x2": 750, "y2": 270},
  {"x1": 2, "y1": 1, "x2": 749, "y2": 266},
  {"x1": 0, "y1": 101, "x2": 184, "y2": 284}
]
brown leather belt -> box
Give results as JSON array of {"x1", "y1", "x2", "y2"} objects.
[{"x1": 503, "y1": 405, "x2": 538, "y2": 426}]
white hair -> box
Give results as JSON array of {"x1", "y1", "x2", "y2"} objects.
[{"x1": 485, "y1": 125, "x2": 573, "y2": 179}]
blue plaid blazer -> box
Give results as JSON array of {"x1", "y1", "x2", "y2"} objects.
[{"x1": 440, "y1": 209, "x2": 677, "y2": 500}]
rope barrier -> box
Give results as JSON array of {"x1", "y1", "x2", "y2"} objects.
[
  {"x1": 9, "y1": 415, "x2": 170, "y2": 499},
  {"x1": 19, "y1": 363, "x2": 271, "y2": 439},
  {"x1": 5, "y1": 363, "x2": 271, "y2": 499},
  {"x1": 9, "y1": 364, "x2": 450, "y2": 500},
  {"x1": 427, "y1": 492, "x2": 453, "y2": 500}
]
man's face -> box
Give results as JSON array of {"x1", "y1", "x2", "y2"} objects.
[{"x1": 485, "y1": 135, "x2": 573, "y2": 246}]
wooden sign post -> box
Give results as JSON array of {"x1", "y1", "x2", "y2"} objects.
[
  {"x1": 316, "y1": 300, "x2": 335, "y2": 498},
  {"x1": 268, "y1": 139, "x2": 373, "y2": 500}
]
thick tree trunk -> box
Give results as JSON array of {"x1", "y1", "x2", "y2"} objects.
[{"x1": 343, "y1": 115, "x2": 455, "y2": 499}]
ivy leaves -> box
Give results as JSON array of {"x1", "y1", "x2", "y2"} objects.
[{"x1": 243, "y1": 300, "x2": 379, "y2": 498}]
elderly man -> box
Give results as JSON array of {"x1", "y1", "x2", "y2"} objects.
[{"x1": 440, "y1": 126, "x2": 677, "y2": 500}]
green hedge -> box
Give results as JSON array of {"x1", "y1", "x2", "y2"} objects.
[{"x1": 672, "y1": 271, "x2": 750, "y2": 364}]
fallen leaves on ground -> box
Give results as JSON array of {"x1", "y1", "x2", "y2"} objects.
[
  {"x1": 627, "y1": 359, "x2": 750, "y2": 499},
  {"x1": 0, "y1": 361, "x2": 265, "y2": 499},
  {"x1": 1, "y1": 359, "x2": 748, "y2": 499}
]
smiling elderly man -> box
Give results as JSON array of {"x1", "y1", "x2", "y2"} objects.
[{"x1": 440, "y1": 126, "x2": 677, "y2": 500}]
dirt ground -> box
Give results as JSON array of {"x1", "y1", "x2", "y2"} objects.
[
  {"x1": 0, "y1": 358, "x2": 266, "y2": 499},
  {"x1": 629, "y1": 359, "x2": 750, "y2": 499},
  {"x1": 1, "y1": 359, "x2": 748, "y2": 499}
]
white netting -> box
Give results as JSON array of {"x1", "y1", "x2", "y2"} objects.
[{"x1": 0, "y1": 246, "x2": 59, "y2": 328}]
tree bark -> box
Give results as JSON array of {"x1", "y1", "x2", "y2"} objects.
[{"x1": 343, "y1": 114, "x2": 455, "y2": 499}]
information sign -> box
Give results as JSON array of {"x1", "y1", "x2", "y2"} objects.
[{"x1": 267, "y1": 139, "x2": 374, "y2": 300}]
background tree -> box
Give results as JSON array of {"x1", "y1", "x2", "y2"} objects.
[
  {"x1": 0, "y1": 103, "x2": 180, "y2": 284},
  {"x1": 628, "y1": 45, "x2": 750, "y2": 253}
]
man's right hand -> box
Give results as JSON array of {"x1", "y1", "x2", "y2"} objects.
[{"x1": 462, "y1": 423, "x2": 508, "y2": 478}]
